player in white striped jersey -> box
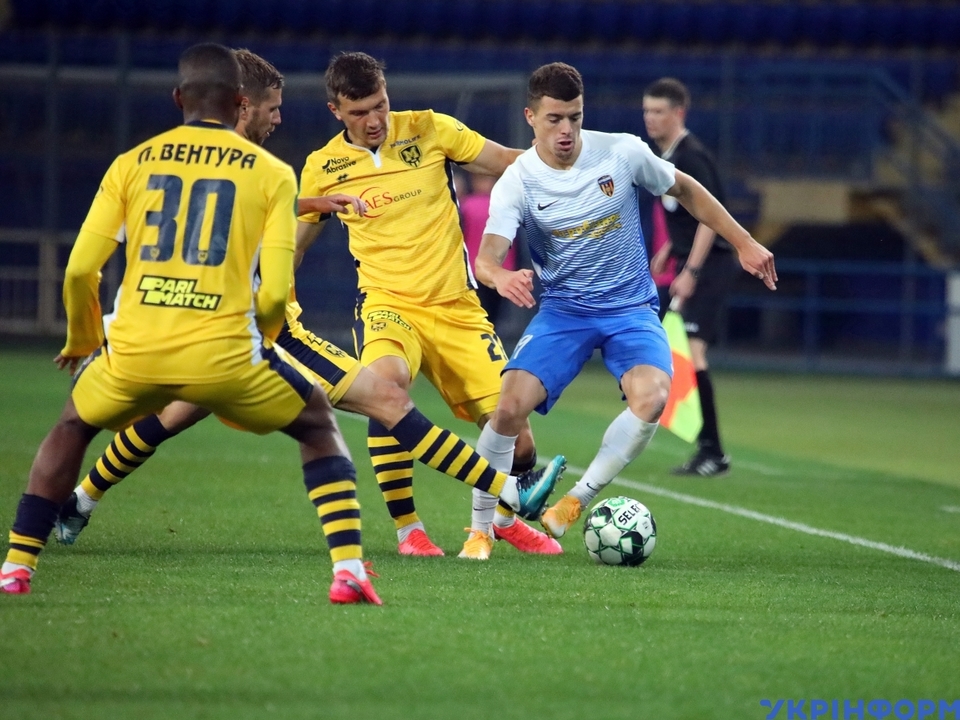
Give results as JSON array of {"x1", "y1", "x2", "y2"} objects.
[{"x1": 474, "y1": 63, "x2": 777, "y2": 538}]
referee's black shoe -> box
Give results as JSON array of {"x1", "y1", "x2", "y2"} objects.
[{"x1": 672, "y1": 448, "x2": 730, "y2": 478}]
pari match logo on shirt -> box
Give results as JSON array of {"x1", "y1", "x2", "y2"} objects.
[
  {"x1": 137, "y1": 275, "x2": 221, "y2": 310},
  {"x1": 597, "y1": 174, "x2": 615, "y2": 197}
]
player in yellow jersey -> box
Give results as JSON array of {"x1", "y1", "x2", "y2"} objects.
[
  {"x1": 0, "y1": 43, "x2": 384, "y2": 603},
  {"x1": 53, "y1": 50, "x2": 566, "y2": 558},
  {"x1": 297, "y1": 52, "x2": 562, "y2": 560}
]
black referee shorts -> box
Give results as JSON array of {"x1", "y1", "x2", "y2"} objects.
[{"x1": 658, "y1": 250, "x2": 740, "y2": 345}]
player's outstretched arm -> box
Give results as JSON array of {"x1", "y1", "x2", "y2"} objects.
[
  {"x1": 297, "y1": 194, "x2": 367, "y2": 217},
  {"x1": 666, "y1": 170, "x2": 777, "y2": 290},
  {"x1": 460, "y1": 140, "x2": 523, "y2": 177},
  {"x1": 475, "y1": 232, "x2": 536, "y2": 309},
  {"x1": 58, "y1": 229, "x2": 119, "y2": 371}
]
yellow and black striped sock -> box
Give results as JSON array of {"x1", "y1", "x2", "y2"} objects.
[
  {"x1": 389, "y1": 410, "x2": 507, "y2": 497},
  {"x1": 80, "y1": 415, "x2": 175, "y2": 500},
  {"x1": 368, "y1": 420, "x2": 418, "y2": 531},
  {"x1": 303, "y1": 456, "x2": 363, "y2": 564},
  {"x1": 4, "y1": 494, "x2": 59, "y2": 572}
]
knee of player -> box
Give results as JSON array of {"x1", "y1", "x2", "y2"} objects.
[
  {"x1": 493, "y1": 395, "x2": 530, "y2": 428},
  {"x1": 377, "y1": 381, "x2": 415, "y2": 422},
  {"x1": 628, "y1": 385, "x2": 669, "y2": 423}
]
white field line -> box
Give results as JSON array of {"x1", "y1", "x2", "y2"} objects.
[
  {"x1": 563, "y1": 463, "x2": 960, "y2": 574},
  {"x1": 334, "y1": 411, "x2": 960, "y2": 573},
  {"x1": 942, "y1": 506, "x2": 960, "y2": 514}
]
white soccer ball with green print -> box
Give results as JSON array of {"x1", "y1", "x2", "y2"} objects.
[{"x1": 582, "y1": 496, "x2": 657, "y2": 566}]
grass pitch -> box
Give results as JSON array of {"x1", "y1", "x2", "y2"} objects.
[{"x1": 1, "y1": 349, "x2": 958, "y2": 719}]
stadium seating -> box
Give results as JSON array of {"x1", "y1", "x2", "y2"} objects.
[{"x1": 6, "y1": 0, "x2": 960, "y2": 51}]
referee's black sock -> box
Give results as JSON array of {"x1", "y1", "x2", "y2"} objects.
[{"x1": 696, "y1": 369, "x2": 724, "y2": 456}]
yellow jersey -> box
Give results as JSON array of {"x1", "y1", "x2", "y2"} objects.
[
  {"x1": 81, "y1": 120, "x2": 298, "y2": 384},
  {"x1": 299, "y1": 110, "x2": 486, "y2": 305}
]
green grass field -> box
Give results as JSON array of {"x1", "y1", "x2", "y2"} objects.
[{"x1": 1, "y1": 348, "x2": 959, "y2": 720}]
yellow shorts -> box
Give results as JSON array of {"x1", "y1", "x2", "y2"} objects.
[
  {"x1": 353, "y1": 290, "x2": 505, "y2": 422},
  {"x1": 276, "y1": 319, "x2": 363, "y2": 404},
  {"x1": 72, "y1": 346, "x2": 316, "y2": 435}
]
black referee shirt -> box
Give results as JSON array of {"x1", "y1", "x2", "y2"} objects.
[{"x1": 657, "y1": 132, "x2": 731, "y2": 258}]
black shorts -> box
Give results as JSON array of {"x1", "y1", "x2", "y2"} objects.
[{"x1": 657, "y1": 250, "x2": 739, "y2": 345}]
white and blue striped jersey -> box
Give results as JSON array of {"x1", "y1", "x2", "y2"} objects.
[{"x1": 485, "y1": 130, "x2": 676, "y2": 315}]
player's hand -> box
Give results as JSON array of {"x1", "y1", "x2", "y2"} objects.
[
  {"x1": 54, "y1": 353, "x2": 85, "y2": 374},
  {"x1": 738, "y1": 239, "x2": 777, "y2": 290},
  {"x1": 649, "y1": 242, "x2": 672, "y2": 276},
  {"x1": 300, "y1": 194, "x2": 367, "y2": 216},
  {"x1": 495, "y1": 268, "x2": 536, "y2": 309}
]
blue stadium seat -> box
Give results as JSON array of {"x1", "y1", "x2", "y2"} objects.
[
  {"x1": 585, "y1": 1, "x2": 625, "y2": 45},
  {"x1": 60, "y1": 35, "x2": 117, "y2": 65},
  {"x1": 866, "y1": 5, "x2": 905, "y2": 49},
  {"x1": 475, "y1": 0, "x2": 519, "y2": 42},
  {"x1": 418, "y1": 0, "x2": 449, "y2": 40},
  {"x1": 446, "y1": 0, "x2": 482, "y2": 42},
  {"x1": 798, "y1": 4, "x2": 839, "y2": 48},
  {"x1": 379, "y1": 0, "x2": 418, "y2": 40},
  {"x1": 128, "y1": 37, "x2": 186, "y2": 69},
  {"x1": 766, "y1": 4, "x2": 801, "y2": 46},
  {"x1": 727, "y1": 1, "x2": 766, "y2": 46},
  {"x1": 659, "y1": 1, "x2": 695, "y2": 45},
  {"x1": 922, "y1": 59, "x2": 959, "y2": 103},
  {"x1": 0, "y1": 163, "x2": 44, "y2": 228},
  {"x1": 555, "y1": 1, "x2": 589, "y2": 44},
  {"x1": 9, "y1": 0, "x2": 48, "y2": 29},
  {"x1": 139, "y1": 1, "x2": 180, "y2": 32},
  {"x1": 901, "y1": 4, "x2": 935, "y2": 48},
  {"x1": 931, "y1": 5, "x2": 960, "y2": 50},
  {"x1": 113, "y1": 0, "x2": 148, "y2": 31},
  {"x1": 516, "y1": 0, "x2": 553, "y2": 42},
  {"x1": 623, "y1": 3, "x2": 661, "y2": 45},
  {"x1": 342, "y1": 0, "x2": 387, "y2": 40},
  {"x1": 0, "y1": 30, "x2": 51, "y2": 63},
  {"x1": 216, "y1": 0, "x2": 250, "y2": 34},
  {"x1": 835, "y1": 4, "x2": 869, "y2": 49},
  {"x1": 46, "y1": 0, "x2": 84, "y2": 29},
  {"x1": 693, "y1": 2, "x2": 731, "y2": 46}
]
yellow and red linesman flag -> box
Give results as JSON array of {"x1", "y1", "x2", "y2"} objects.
[{"x1": 659, "y1": 299, "x2": 703, "y2": 443}]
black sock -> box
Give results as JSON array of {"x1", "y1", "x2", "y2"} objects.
[{"x1": 696, "y1": 369, "x2": 723, "y2": 455}]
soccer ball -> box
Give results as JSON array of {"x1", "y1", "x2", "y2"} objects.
[{"x1": 583, "y1": 496, "x2": 656, "y2": 566}]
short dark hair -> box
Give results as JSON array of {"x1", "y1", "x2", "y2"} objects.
[
  {"x1": 325, "y1": 52, "x2": 386, "y2": 105},
  {"x1": 234, "y1": 48, "x2": 284, "y2": 104},
  {"x1": 643, "y1": 77, "x2": 691, "y2": 110},
  {"x1": 527, "y1": 62, "x2": 583, "y2": 107},
  {"x1": 177, "y1": 43, "x2": 241, "y2": 103}
]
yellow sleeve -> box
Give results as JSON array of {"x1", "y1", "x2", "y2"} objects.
[
  {"x1": 256, "y1": 245, "x2": 293, "y2": 342},
  {"x1": 432, "y1": 112, "x2": 486, "y2": 164},
  {"x1": 61, "y1": 229, "x2": 120, "y2": 358},
  {"x1": 262, "y1": 167, "x2": 298, "y2": 251},
  {"x1": 80, "y1": 157, "x2": 126, "y2": 242},
  {"x1": 296, "y1": 154, "x2": 329, "y2": 225},
  {"x1": 256, "y1": 167, "x2": 298, "y2": 340}
]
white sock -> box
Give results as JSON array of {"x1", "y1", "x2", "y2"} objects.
[
  {"x1": 2, "y1": 561, "x2": 33, "y2": 577},
  {"x1": 569, "y1": 409, "x2": 659, "y2": 508},
  {"x1": 75, "y1": 485, "x2": 98, "y2": 517},
  {"x1": 471, "y1": 424, "x2": 518, "y2": 535},
  {"x1": 396, "y1": 521, "x2": 425, "y2": 544},
  {"x1": 333, "y1": 558, "x2": 365, "y2": 581}
]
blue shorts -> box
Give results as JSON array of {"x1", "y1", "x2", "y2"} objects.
[{"x1": 505, "y1": 305, "x2": 673, "y2": 415}]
